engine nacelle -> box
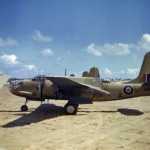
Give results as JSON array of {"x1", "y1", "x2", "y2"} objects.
[{"x1": 43, "y1": 80, "x2": 56, "y2": 98}]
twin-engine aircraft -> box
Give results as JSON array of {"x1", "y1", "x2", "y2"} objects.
[{"x1": 8, "y1": 52, "x2": 150, "y2": 115}]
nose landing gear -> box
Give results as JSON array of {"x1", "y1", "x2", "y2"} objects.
[
  {"x1": 21, "y1": 105, "x2": 28, "y2": 111},
  {"x1": 21, "y1": 99, "x2": 28, "y2": 112}
]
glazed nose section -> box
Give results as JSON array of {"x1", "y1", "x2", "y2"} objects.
[{"x1": 10, "y1": 80, "x2": 23, "y2": 91}]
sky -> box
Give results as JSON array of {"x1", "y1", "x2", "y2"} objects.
[{"x1": 0, "y1": 0, "x2": 150, "y2": 79}]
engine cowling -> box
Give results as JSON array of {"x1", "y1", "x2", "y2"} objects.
[{"x1": 42, "y1": 80, "x2": 56, "y2": 98}]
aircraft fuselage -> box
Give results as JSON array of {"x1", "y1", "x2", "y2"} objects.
[
  {"x1": 93, "y1": 81, "x2": 150, "y2": 101},
  {"x1": 10, "y1": 78, "x2": 150, "y2": 102}
]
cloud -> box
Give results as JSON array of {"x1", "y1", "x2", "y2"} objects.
[
  {"x1": 86, "y1": 43, "x2": 131, "y2": 56},
  {"x1": 0, "y1": 54, "x2": 19, "y2": 65},
  {"x1": 0, "y1": 53, "x2": 42, "y2": 77},
  {"x1": 86, "y1": 43, "x2": 102, "y2": 56},
  {"x1": 0, "y1": 37, "x2": 18, "y2": 47},
  {"x1": 24, "y1": 65, "x2": 37, "y2": 71},
  {"x1": 0, "y1": 54, "x2": 21, "y2": 77},
  {"x1": 41, "y1": 48, "x2": 54, "y2": 57},
  {"x1": 104, "y1": 68, "x2": 112, "y2": 76},
  {"x1": 33, "y1": 30, "x2": 53, "y2": 42},
  {"x1": 104, "y1": 43, "x2": 131, "y2": 55},
  {"x1": 138, "y1": 33, "x2": 150, "y2": 51},
  {"x1": 86, "y1": 33, "x2": 150, "y2": 57},
  {"x1": 115, "y1": 67, "x2": 140, "y2": 79},
  {"x1": 18, "y1": 64, "x2": 45, "y2": 77},
  {"x1": 126, "y1": 67, "x2": 139, "y2": 75},
  {"x1": 118, "y1": 70, "x2": 125, "y2": 75},
  {"x1": 101, "y1": 67, "x2": 140, "y2": 79}
]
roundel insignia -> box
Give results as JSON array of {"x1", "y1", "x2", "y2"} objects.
[{"x1": 124, "y1": 86, "x2": 133, "y2": 95}]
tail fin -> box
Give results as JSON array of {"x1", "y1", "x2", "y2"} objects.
[
  {"x1": 130, "y1": 52, "x2": 150, "y2": 83},
  {"x1": 82, "y1": 67, "x2": 100, "y2": 78}
]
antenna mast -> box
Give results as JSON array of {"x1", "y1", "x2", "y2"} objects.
[{"x1": 65, "y1": 69, "x2": 67, "y2": 76}]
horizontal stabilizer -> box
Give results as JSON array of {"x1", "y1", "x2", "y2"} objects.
[{"x1": 0, "y1": 74, "x2": 10, "y2": 89}]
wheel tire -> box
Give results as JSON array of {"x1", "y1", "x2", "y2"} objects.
[
  {"x1": 64, "y1": 104, "x2": 78, "y2": 115},
  {"x1": 21, "y1": 105, "x2": 28, "y2": 112}
]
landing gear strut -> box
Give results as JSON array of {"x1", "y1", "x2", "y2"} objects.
[{"x1": 64, "y1": 103, "x2": 79, "y2": 115}]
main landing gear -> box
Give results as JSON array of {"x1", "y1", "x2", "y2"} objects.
[
  {"x1": 21, "y1": 100, "x2": 28, "y2": 112},
  {"x1": 20, "y1": 99, "x2": 79, "y2": 115},
  {"x1": 64, "y1": 103, "x2": 79, "y2": 115}
]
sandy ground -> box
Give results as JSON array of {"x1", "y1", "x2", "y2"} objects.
[{"x1": 0, "y1": 84, "x2": 150, "y2": 150}]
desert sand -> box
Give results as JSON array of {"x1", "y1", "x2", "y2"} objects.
[{"x1": 0, "y1": 84, "x2": 150, "y2": 150}]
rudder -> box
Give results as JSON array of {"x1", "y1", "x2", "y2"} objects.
[{"x1": 130, "y1": 52, "x2": 150, "y2": 83}]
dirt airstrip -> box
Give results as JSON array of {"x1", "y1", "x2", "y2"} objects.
[{"x1": 0, "y1": 84, "x2": 150, "y2": 150}]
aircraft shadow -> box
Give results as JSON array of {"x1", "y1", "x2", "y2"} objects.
[
  {"x1": 2, "y1": 106, "x2": 144, "y2": 128},
  {"x1": 117, "y1": 108, "x2": 144, "y2": 116},
  {"x1": 79, "y1": 108, "x2": 144, "y2": 116},
  {"x1": 0, "y1": 110, "x2": 25, "y2": 113},
  {"x1": 2, "y1": 104, "x2": 64, "y2": 128}
]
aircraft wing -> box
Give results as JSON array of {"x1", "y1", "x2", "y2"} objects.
[
  {"x1": 0, "y1": 74, "x2": 10, "y2": 89},
  {"x1": 46, "y1": 76, "x2": 110, "y2": 96},
  {"x1": 79, "y1": 82, "x2": 110, "y2": 95},
  {"x1": 142, "y1": 82, "x2": 150, "y2": 86}
]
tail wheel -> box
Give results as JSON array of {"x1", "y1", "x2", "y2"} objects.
[
  {"x1": 64, "y1": 104, "x2": 78, "y2": 115},
  {"x1": 21, "y1": 105, "x2": 28, "y2": 112}
]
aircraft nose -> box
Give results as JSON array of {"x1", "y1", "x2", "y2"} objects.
[{"x1": 9, "y1": 80, "x2": 23, "y2": 91}]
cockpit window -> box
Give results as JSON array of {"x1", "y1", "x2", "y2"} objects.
[
  {"x1": 10, "y1": 81, "x2": 23, "y2": 90},
  {"x1": 32, "y1": 78, "x2": 37, "y2": 81},
  {"x1": 19, "y1": 82, "x2": 23, "y2": 86}
]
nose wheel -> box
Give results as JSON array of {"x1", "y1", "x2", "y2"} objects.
[{"x1": 21, "y1": 105, "x2": 28, "y2": 112}]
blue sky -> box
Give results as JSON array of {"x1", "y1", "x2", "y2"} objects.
[{"x1": 0, "y1": 0, "x2": 150, "y2": 79}]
